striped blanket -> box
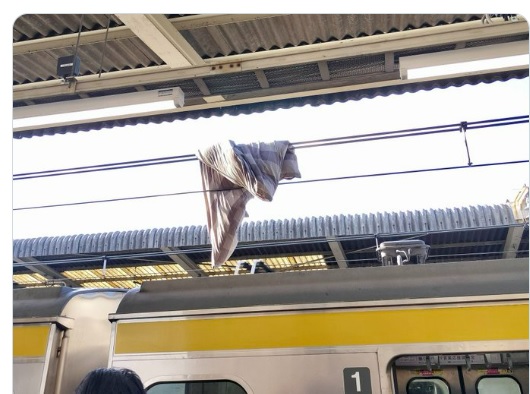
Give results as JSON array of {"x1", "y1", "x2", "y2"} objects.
[{"x1": 198, "y1": 140, "x2": 301, "y2": 267}]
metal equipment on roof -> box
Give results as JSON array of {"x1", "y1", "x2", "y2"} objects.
[
  {"x1": 12, "y1": 203, "x2": 529, "y2": 289},
  {"x1": 377, "y1": 240, "x2": 430, "y2": 265}
]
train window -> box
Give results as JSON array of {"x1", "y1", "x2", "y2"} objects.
[
  {"x1": 476, "y1": 376, "x2": 522, "y2": 394},
  {"x1": 407, "y1": 378, "x2": 450, "y2": 394},
  {"x1": 147, "y1": 380, "x2": 247, "y2": 394}
]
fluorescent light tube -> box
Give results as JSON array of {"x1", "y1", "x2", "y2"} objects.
[
  {"x1": 400, "y1": 41, "x2": 529, "y2": 80},
  {"x1": 13, "y1": 87, "x2": 185, "y2": 129}
]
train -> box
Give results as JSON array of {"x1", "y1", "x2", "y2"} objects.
[{"x1": 13, "y1": 257, "x2": 528, "y2": 394}]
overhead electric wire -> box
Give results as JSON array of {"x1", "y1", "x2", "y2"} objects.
[
  {"x1": 12, "y1": 115, "x2": 529, "y2": 211},
  {"x1": 13, "y1": 159, "x2": 529, "y2": 211},
  {"x1": 283, "y1": 160, "x2": 529, "y2": 187},
  {"x1": 293, "y1": 115, "x2": 528, "y2": 149},
  {"x1": 13, "y1": 153, "x2": 198, "y2": 180},
  {"x1": 465, "y1": 115, "x2": 529, "y2": 130},
  {"x1": 13, "y1": 115, "x2": 528, "y2": 181}
]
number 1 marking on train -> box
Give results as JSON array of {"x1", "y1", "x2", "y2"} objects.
[
  {"x1": 351, "y1": 371, "x2": 361, "y2": 391},
  {"x1": 343, "y1": 367, "x2": 372, "y2": 394}
]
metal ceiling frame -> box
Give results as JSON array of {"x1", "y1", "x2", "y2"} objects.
[
  {"x1": 13, "y1": 17, "x2": 528, "y2": 129},
  {"x1": 13, "y1": 14, "x2": 282, "y2": 56}
]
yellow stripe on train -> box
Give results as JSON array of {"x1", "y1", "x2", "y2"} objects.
[
  {"x1": 115, "y1": 303, "x2": 528, "y2": 354},
  {"x1": 13, "y1": 325, "x2": 50, "y2": 357}
]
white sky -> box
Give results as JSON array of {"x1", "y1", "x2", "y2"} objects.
[{"x1": 11, "y1": 77, "x2": 530, "y2": 239}]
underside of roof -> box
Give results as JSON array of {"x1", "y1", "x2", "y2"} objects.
[
  {"x1": 13, "y1": 13, "x2": 529, "y2": 138},
  {"x1": 13, "y1": 204, "x2": 529, "y2": 288}
]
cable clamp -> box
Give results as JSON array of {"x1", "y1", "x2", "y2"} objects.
[{"x1": 460, "y1": 121, "x2": 472, "y2": 166}]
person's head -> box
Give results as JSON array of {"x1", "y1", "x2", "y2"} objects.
[{"x1": 75, "y1": 367, "x2": 146, "y2": 394}]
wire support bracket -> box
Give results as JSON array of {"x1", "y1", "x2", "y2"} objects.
[{"x1": 460, "y1": 121, "x2": 473, "y2": 166}]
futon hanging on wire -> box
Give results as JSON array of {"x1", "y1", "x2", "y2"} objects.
[{"x1": 197, "y1": 140, "x2": 301, "y2": 267}]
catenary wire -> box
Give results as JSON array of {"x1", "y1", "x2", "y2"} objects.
[
  {"x1": 13, "y1": 159, "x2": 529, "y2": 211},
  {"x1": 13, "y1": 115, "x2": 528, "y2": 180},
  {"x1": 12, "y1": 115, "x2": 529, "y2": 210}
]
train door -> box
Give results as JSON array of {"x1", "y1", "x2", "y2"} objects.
[
  {"x1": 392, "y1": 352, "x2": 529, "y2": 394},
  {"x1": 13, "y1": 287, "x2": 126, "y2": 394},
  {"x1": 13, "y1": 320, "x2": 70, "y2": 394},
  {"x1": 460, "y1": 352, "x2": 529, "y2": 394},
  {"x1": 113, "y1": 350, "x2": 382, "y2": 394}
]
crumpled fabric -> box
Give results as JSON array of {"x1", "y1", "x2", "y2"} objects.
[{"x1": 197, "y1": 140, "x2": 301, "y2": 267}]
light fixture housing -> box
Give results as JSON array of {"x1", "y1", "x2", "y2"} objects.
[
  {"x1": 399, "y1": 41, "x2": 529, "y2": 80},
  {"x1": 13, "y1": 87, "x2": 185, "y2": 130}
]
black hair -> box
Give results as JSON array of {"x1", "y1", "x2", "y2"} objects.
[{"x1": 75, "y1": 368, "x2": 146, "y2": 394}]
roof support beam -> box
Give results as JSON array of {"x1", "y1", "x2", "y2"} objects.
[
  {"x1": 116, "y1": 14, "x2": 205, "y2": 68},
  {"x1": 318, "y1": 61, "x2": 330, "y2": 81},
  {"x1": 193, "y1": 78, "x2": 211, "y2": 96},
  {"x1": 327, "y1": 237, "x2": 349, "y2": 268},
  {"x1": 14, "y1": 257, "x2": 79, "y2": 287},
  {"x1": 385, "y1": 52, "x2": 395, "y2": 72},
  {"x1": 13, "y1": 14, "x2": 282, "y2": 55},
  {"x1": 254, "y1": 70, "x2": 270, "y2": 88},
  {"x1": 162, "y1": 247, "x2": 203, "y2": 277},
  {"x1": 502, "y1": 225, "x2": 525, "y2": 259},
  {"x1": 14, "y1": 19, "x2": 528, "y2": 102}
]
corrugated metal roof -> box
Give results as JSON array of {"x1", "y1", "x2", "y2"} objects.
[
  {"x1": 13, "y1": 204, "x2": 529, "y2": 288},
  {"x1": 13, "y1": 14, "x2": 529, "y2": 138},
  {"x1": 13, "y1": 14, "x2": 483, "y2": 81},
  {"x1": 13, "y1": 69, "x2": 528, "y2": 139},
  {"x1": 12, "y1": 204, "x2": 515, "y2": 256}
]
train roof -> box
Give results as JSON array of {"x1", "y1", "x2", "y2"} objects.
[
  {"x1": 13, "y1": 286, "x2": 126, "y2": 320},
  {"x1": 112, "y1": 258, "x2": 528, "y2": 316}
]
